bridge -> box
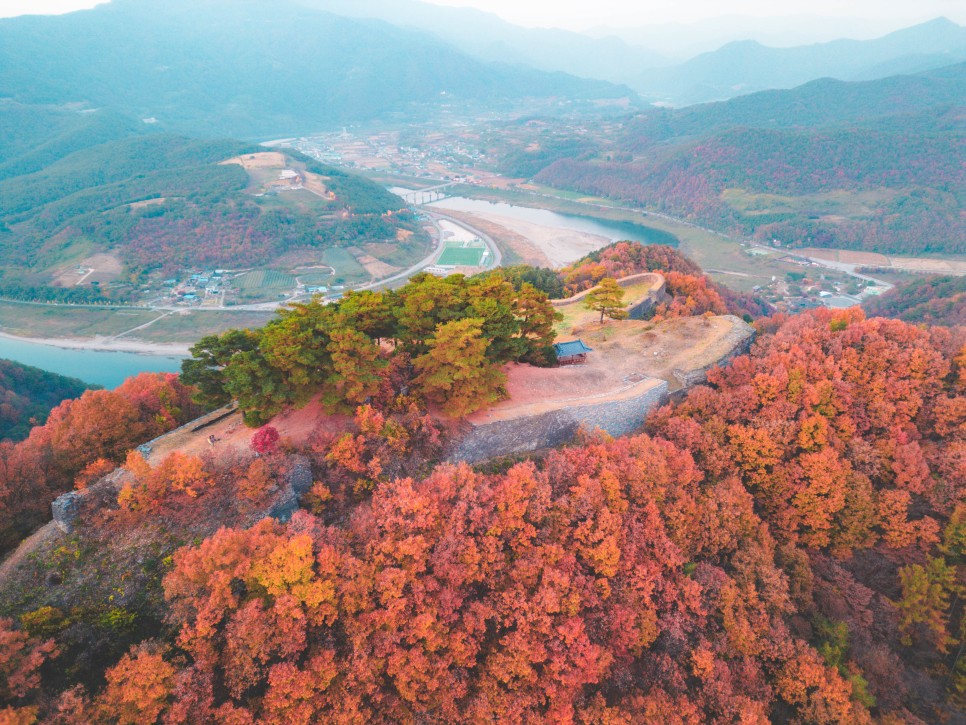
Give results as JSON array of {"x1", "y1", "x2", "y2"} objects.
[{"x1": 397, "y1": 182, "x2": 457, "y2": 205}]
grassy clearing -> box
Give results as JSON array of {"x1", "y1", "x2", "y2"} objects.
[
  {"x1": 553, "y1": 277, "x2": 663, "y2": 335},
  {"x1": 296, "y1": 272, "x2": 333, "y2": 287},
  {"x1": 323, "y1": 248, "x2": 369, "y2": 285},
  {"x1": 438, "y1": 241, "x2": 486, "y2": 266},
  {"x1": 0, "y1": 302, "x2": 158, "y2": 338},
  {"x1": 255, "y1": 189, "x2": 332, "y2": 215},
  {"x1": 722, "y1": 187, "x2": 898, "y2": 218}
]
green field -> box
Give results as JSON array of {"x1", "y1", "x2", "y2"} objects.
[
  {"x1": 438, "y1": 241, "x2": 487, "y2": 266},
  {"x1": 232, "y1": 270, "x2": 296, "y2": 290},
  {"x1": 322, "y1": 248, "x2": 369, "y2": 285},
  {"x1": 135, "y1": 310, "x2": 276, "y2": 343}
]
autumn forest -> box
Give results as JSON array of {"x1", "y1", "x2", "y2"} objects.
[{"x1": 0, "y1": 240, "x2": 963, "y2": 723}]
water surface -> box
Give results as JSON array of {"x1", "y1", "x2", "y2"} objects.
[
  {"x1": 0, "y1": 337, "x2": 185, "y2": 389},
  {"x1": 426, "y1": 196, "x2": 679, "y2": 246}
]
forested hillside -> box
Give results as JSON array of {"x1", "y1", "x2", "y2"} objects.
[
  {"x1": 0, "y1": 372, "x2": 201, "y2": 552},
  {"x1": 0, "y1": 103, "x2": 141, "y2": 182},
  {"x1": 0, "y1": 135, "x2": 417, "y2": 299},
  {"x1": 0, "y1": 302, "x2": 962, "y2": 722},
  {"x1": 0, "y1": 360, "x2": 91, "y2": 442},
  {"x1": 512, "y1": 64, "x2": 966, "y2": 256},
  {"x1": 0, "y1": 0, "x2": 633, "y2": 139},
  {"x1": 864, "y1": 275, "x2": 966, "y2": 326}
]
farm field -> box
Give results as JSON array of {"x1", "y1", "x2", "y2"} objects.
[
  {"x1": 233, "y1": 270, "x2": 296, "y2": 290},
  {"x1": 231, "y1": 269, "x2": 297, "y2": 302},
  {"x1": 797, "y1": 248, "x2": 966, "y2": 275}
]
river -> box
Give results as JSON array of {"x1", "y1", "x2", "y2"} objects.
[
  {"x1": 3, "y1": 192, "x2": 671, "y2": 387},
  {"x1": 423, "y1": 195, "x2": 679, "y2": 246},
  {"x1": 0, "y1": 337, "x2": 185, "y2": 389}
]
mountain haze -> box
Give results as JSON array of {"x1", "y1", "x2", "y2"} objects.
[
  {"x1": 304, "y1": 0, "x2": 670, "y2": 85},
  {"x1": 635, "y1": 17, "x2": 966, "y2": 105},
  {"x1": 0, "y1": 0, "x2": 634, "y2": 139}
]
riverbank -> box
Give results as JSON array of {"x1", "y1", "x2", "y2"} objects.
[{"x1": 0, "y1": 331, "x2": 191, "y2": 356}]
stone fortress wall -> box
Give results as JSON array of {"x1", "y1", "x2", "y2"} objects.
[{"x1": 448, "y1": 378, "x2": 670, "y2": 464}]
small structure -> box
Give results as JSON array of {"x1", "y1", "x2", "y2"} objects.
[{"x1": 554, "y1": 339, "x2": 593, "y2": 366}]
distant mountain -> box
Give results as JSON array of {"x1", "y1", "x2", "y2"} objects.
[
  {"x1": 0, "y1": 103, "x2": 141, "y2": 181},
  {"x1": 634, "y1": 18, "x2": 966, "y2": 105},
  {"x1": 524, "y1": 65, "x2": 966, "y2": 256},
  {"x1": 589, "y1": 14, "x2": 906, "y2": 59},
  {"x1": 303, "y1": 0, "x2": 671, "y2": 85},
  {"x1": 0, "y1": 359, "x2": 91, "y2": 442},
  {"x1": 622, "y1": 62, "x2": 966, "y2": 142},
  {"x1": 0, "y1": 0, "x2": 634, "y2": 139}
]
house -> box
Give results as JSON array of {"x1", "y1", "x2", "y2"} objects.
[{"x1": 554, "y1": 339, "x2": 593, "y2": 366}]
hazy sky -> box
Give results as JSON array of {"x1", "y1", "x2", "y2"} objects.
[
  {"x1": 1, "y1": 0, "x2": 964, "y2": 28},
  {"x1": 421, "y1": 0, "x2": 966, "y2": 28}
]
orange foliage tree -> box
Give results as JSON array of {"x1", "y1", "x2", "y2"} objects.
[{"x1": 0, "y1": 373, "x2": 201, "y2": 553}]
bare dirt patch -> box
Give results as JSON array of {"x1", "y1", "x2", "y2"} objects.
[
  {"x1": 51, "y1": 253, "x2": 124, "y2": 287},
  {"x1": 302, "y1": 170, "x2": 332, "y2": 199},
  {"x1": 798, "y1": 248, "x2": 966, "y2": 275},
  {"x1": 220, "y1": 151, "x2": 288, "y2": 170},
  {"x1": 355, "y1": 252, "x2": 399, "y2": 280},
  {"x1": 469, "y1": 314, "x2": 751, "y2": 424},
  {"x1": 146, "y1": 397, "x2": 350, "y2": 466}
]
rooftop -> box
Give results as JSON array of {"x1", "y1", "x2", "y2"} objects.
[{"x1": 554, "y1": 339, "x2": 593, "y2": 358}]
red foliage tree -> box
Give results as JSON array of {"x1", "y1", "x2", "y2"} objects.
[{"x1": 251, "y1": 426, "x2": 280, "y2": 455}]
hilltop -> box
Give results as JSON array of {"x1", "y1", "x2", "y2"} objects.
[
  {"x1": 0, "y1": 274, "x2": 962, "y2": 721},
  {"x1": 0, "y1": 136, "x2": 428, "y2": 306},
  {"x1": 634, "y1": 17, "x2": 966, "y2": 105}
]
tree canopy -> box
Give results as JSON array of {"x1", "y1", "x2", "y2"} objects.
[{"x1": 181, "y1": 272, "x2": 560, "y2": 426}]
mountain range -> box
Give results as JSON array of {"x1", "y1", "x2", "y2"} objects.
[
  {"x1": 0, "y1": 0, "x2": 634, "y2": 139},
  {"x1": 635, "y1": 17, "x2": 966, "y2": 105},
  {"x1": 525, "y1": 63, "x2": 966, "y2": 255},
  {"x1": 299, "y1": 2, "x2": 966, "y2": 106}
]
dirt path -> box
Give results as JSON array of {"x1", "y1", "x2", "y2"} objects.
[{"x1": 112, "y1": 311, "x2": 175, "y2": 340}]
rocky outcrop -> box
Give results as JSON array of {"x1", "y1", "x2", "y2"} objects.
[
  {"x1": 52, "y1": 469, "x2": 127, "y2": 534},
  {"x1": 267, "y1": 455, "x2": 313, "y2": 523}
]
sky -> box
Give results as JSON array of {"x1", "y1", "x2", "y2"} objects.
[
  {"x1": 421, "y1": 0, "x2": 966, "y2": 29},
  {"x1": 1, "y1": 0, "x2": 965, "y2": 29}
]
